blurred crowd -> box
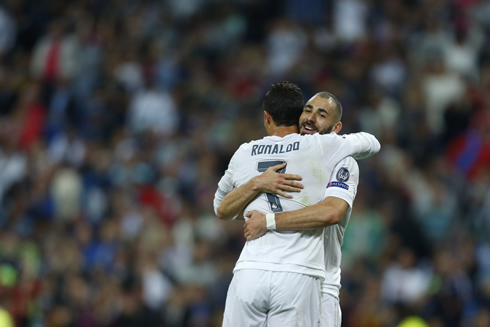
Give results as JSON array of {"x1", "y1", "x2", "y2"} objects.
[{"x1": 0, "y1": 0, "x2": 489, "y2": 326}]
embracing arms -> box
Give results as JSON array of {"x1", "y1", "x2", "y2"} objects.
[
  {"x1": 244, "y1": 157, "x2": 359, "y2": 241},
  {"x1": 329, "y1": 132, "x2": 381, "y2": 161},
  {"x1": 244, "y1": 196, "x2": 348, "y2": 241},
  {"x1": 214, "y1": 162, "x2": 304, "y2": 220}
]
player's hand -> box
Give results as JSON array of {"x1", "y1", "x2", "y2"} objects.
[
  {"x1": 244, "y1": 211, "x2": 268, "y2": 241},
  {"x1": 252, "y1": 163, "x2": 303, "y2": 199}
]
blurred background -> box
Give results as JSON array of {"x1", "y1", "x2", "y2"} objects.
[{"x1": 0, "y1": 0, "x2": 489, "y2": 326}]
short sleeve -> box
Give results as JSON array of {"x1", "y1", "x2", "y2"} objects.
[
  {"x1": 323, "y1": 156, "x2": 359, "y2": 208},
  {"x1": 213, "y1": 147, "x2": 240, "y2": 218}
]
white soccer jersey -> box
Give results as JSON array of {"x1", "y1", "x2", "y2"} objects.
[
  {"x1": 321, "y1": 157, "x2": 359, "y2": 298},
  {"x1": 214, "y1": 132, "x2": 379, "y2": 279}
]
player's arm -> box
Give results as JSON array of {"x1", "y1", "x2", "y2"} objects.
[
  {"x1": 330, "y1": 132, "x2": 381, "y2": 160},
  {"x1": 244, "y1": 157, "x2": 359, "y2": 241},
  {"x1": 214, "y1": 162, "x2": 304, "y2": 220},
  {"x1": 214, "y1": 150, "x2": 240, "y2": 220},
  {"x1": 245, "y1": 196, "x2": 348, "y2": 231}
]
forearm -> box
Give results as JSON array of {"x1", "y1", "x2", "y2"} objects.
[
  {"x1": 275, "y1": 200, "x2": 347, "y2": 230},
  {"x1": 244, "y1": 197, "x2": 348, "y2": 241},
  {"x1": 216, "y1": 179, "x2": 259, "y2": 220}
]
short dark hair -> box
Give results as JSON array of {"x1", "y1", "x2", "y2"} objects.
[
  {"x1": 316, "y1": 91, "x2": 343, "y2": 121},
  {"x1": 263, "y1": 81, "x2": 304, "y2": 127}
]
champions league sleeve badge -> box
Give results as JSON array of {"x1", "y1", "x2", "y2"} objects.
[
  {"x1": 328, "y1": 168, "x2": 350, "y2": 190},
  {"x1": 336, "y1": 168, "x2": 350, "y2": 182}
]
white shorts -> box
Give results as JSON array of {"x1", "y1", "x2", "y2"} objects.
[
  {"x1": 222, "y1": 269, "x2": 321, "y2": 327},
  {"x1": 321, "y1": 293, "x2": 341, "y2": 327}
]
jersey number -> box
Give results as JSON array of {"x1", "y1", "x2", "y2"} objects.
[{"x1": 257, "y1": 160, "x2": 286, "y2": 213}]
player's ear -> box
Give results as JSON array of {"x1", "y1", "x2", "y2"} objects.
[
  {"x1": 264, "y1": 111, "x2": 271, "y2": 125},
  {"x1": 333, "y1": 121, "x2": 342, "y2": 134}
]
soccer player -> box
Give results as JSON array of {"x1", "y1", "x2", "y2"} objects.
[{"x1": 214, "y1": 82, "x2": 380, "y2": 326}]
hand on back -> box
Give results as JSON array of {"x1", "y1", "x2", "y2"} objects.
[
  {"x1": 252, "y1": 162, "x2": 303, "y2": 198},
  {"x1": 244, "y1": 211, "x2": 267, "y2": 241}
]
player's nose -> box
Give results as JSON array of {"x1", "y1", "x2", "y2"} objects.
[{"x1": 306, "y1": 113, "x2": 316, "y2": 123}]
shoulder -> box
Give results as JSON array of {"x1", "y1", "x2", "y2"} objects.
[
  {"x1": 308, "y1": 132, "x2": 340, "y2": 144},
  {"x1": 335, "y1": 156, "x2": 359, "y2": 170},
  {"x1": 292, "y1": 133, "x2": 336, "y2": 146},
  {"x1": 237, "y1": 138, "x2": 262, "y2": 150},
  {"x1": 231, "y1": 142, "x2": 250, "y2": 157},
  {"x1": 310, "y1": 132, "x2": 338, "y2": 140},
  {"x1": 231, "y1": 137, "x2": 267, "y2": 157},
  {"x1": 332, "y1": 157, "x2": 359, "y2": 183}
]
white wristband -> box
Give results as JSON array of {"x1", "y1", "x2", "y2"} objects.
[{"x1": 266, "y1": 213, "x2": 276, "y2": 230}]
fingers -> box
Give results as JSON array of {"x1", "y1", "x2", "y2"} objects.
[
  {"x1": 270, "y1": 163, "x2": 287, "y2": 172},
  {"x1": 244, "y1": 221, "x2": 254, "y2": 241},
  {"x1": 260, "y1": 165, "x2": 304, "y2": 196},
  {"x1": 244, "y1": 226, "x2": 251, "y2": 241},
  {"x1": 265, "y1": 164, "x2": 302, "y2": 181},
  {"x1": 245, "y1": 211, "x2": 253, "y2": 218},
  {"x1": 266, "y1": 181, "x2": 303, "y2": 198},
  {"x1": 282, "y1": 173, "x2": 302, "y2": 181},
  {"x1": 245, "y1": 231, "x2": 264, "y2": 242},
  {"x1": 268, "y1": 164, "x2": 302, "y2": 181},
  {"x1": 276, "y1": 190, "x2": 293, "y2": 199},
  {"x1": 281, "y1": 181, "x2": 304, "y2": 190},
  {"x1": 277, "y1": 181, "x2": 303, "y2": 193},
  {"x1": 244, "y1": 230, "x2": 256, "y2": 242}
]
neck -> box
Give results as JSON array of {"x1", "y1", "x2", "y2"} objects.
[{"x1": 270, "y1": 125, "x2": 299, "y2": 137}]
